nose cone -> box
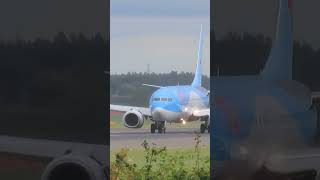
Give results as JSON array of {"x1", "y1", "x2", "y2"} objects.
[
  {"x1": 152, "y1": 108, "x2": 166, "y2": 121},
  {"x1": 151, "y1": 108, "x2": 180, "y2": 122}
]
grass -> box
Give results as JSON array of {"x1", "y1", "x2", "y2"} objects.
[
  {"x1": 110, "y1": 133, "x2": 210, "y2": 180},
  {"x1": 111, "y1": 147, "x2": 209, "y2": 168},
  {"x1": 110, "y1": 111, "x2": 210, "y2": 179}
]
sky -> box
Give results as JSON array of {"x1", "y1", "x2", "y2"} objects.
[
  {"x1": 0, "y1": 0, "x2": 318, "y2": 69},
  {"x1": 110, "y1": 0, "x2": 210, "y2": 76}
]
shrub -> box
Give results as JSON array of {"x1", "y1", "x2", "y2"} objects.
[{"x1": 110, "y1": 132, "x2": 210, "y2": 180}]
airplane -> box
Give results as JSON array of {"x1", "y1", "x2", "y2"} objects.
[
  {"x1": 110, "y1": 25, "x2": 210, "y2": 134},
  {"x1": 212, "y1": 0, "x2": 320, "y2": 179},
  {"x1": 0, "y1": 136, "x2": 108, "y2": 180}
]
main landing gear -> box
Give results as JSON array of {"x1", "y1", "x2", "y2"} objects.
[
  {"x1": 151, "y1": 121, "x2": 166, "y2": 134},
  {"x1": 200, "y1": 118, "x2": 210, "y2": 134}
]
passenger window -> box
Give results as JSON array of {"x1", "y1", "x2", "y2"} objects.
[
  {"x1": 153, "y1": 98, "x2": 160, "y2": 101},
  {"x1": 168, "y1": 98, "x2": 173, "y2": 102}
]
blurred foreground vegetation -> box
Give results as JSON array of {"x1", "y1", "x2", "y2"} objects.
[{"x1": 110, "y1": 133, "x2": 210, "y2": 180}]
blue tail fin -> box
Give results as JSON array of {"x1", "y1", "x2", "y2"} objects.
[
  {"x1": 192, "y1": 24, "x2": 204, "y2": 87},
  {"x1": 261, "y1": 0, "x2": 293, "y2": 80}
]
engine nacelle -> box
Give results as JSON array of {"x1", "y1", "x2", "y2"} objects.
[
  {"x1": 41, "y1": 154, "x2": 107, "y2": 180},
  {"x1": 123, "y1": 110, "x2": 144, "y2": 128}
]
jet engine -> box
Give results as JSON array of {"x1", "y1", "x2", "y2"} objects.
[
  {"x1": 41, "y1": 154, "x2": 107, "y2": 180},
  {"x1": 123, "y1": 110, "x2": 144, "y2": 128}
]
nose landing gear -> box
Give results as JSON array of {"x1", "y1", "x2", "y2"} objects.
[
  {"x1": 151, "y1": 124, "x2": 156, "y2": 133},
  {"x1": 151, "y1": 121, "x2": 166, "y2": 134}
]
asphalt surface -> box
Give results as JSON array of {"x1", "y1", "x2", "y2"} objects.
[{"x1": 110, "y1": 128, "x2": 210, "y2": 150}]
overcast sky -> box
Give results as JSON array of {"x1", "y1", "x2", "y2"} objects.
[{"x1": 110, "y1": 0, "x2": 210, "y2": 76}]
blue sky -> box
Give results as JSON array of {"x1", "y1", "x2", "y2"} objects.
[{"x1": 110, "y1": 0, "x2": 210, "y2": 76}]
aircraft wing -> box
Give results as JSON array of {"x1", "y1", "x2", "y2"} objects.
[
  {"x1": 192, "y1": 108, "x2": 210, "y2": 117},
  {"x1": 110, "y1": 104, "x2": 151, "y2": 117},
  {"x1": 265, "y1": 148, "x2": 320, "y2": 174},
  {"x1": 0, "y1": 136, "x2": 107, "y2": 158},
  {"x1": 0, "y1": 136, "x2": 108, "y2": 179}
]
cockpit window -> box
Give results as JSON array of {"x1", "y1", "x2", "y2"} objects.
[
  {"x1": 161, "y1": 97, "x2": 168, "y2": 101},
  {"x1": 153, "y1": 97, "x2": 172, "y2": 102}
]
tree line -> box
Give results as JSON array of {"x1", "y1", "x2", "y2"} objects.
[
  {"x1": 0, "y1": 32, "x2": 108, "y2": 144},
  {"x1": 212, "y1": 32, "x2": 320, "y2": 90}
]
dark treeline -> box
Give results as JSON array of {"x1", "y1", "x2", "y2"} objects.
[
  {"x1": 110, "y1": 71, "x2": 210, "y2": 107},
  {"x1": 213, "y1": 32, "x2": 320, "y2": 90},
  {"x1": 0, "y1": 33, "x2": 108, "y2": 144}
]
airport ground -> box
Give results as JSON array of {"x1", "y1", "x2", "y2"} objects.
[
  {"x1": 110, "y1": 112, "x2": 210, "y2": 169},
  {"x1": 110, "y1": 112, "x2": 209, "y2": 150},
  {"x1": 111, "y1": 128, "x2": 210, "y2": 150}
]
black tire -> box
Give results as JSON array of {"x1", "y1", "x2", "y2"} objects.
[
  {"x1": 158, "y1": 126, "x2": 163, "y2": 133},
  {"x1": 151, "y1": 124, "x2": 156, "y2": 133},
  {"x1": 200, "y1": 124, "x2": 206, "y2": 134}
]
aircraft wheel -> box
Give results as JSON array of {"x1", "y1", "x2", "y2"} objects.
[
  {"x1": 158, "y1": 126, "x2": 163, "y2": 133},
  {"x1": 200, "y1": 124, "x2": 206, "y2": 134},
  {"x1": 158, "y1": 122, "x2": 166, "y2": 134},
  {"x1": 151, "y1": 124, "x2": 156, "y2": 133}
]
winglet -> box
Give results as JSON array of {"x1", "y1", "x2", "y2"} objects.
[{"x1": 191, "y1": 24, "x2": 204, "y2": 87}]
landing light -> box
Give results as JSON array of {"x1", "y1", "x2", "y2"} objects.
[
  {"x1": 184, "y1": 107, "x2": 188, "y2": 111},
  {"x1": 182, "y1": 120, "x2": 186, "y2": 125}
]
